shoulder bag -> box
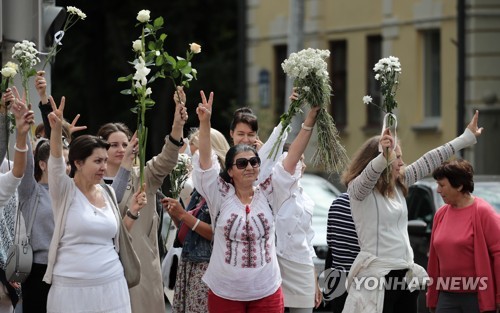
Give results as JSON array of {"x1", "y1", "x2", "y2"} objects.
[
  {"x1": 5, "y1": 194, "x2": 39, "y2": 282},
  {"x1": 102, "y1": 184, "x2": 141, "y2": 288}
]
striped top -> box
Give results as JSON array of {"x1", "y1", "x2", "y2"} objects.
[{"x1": 327, "y1": 193, "x2": 360, "y2": 272}]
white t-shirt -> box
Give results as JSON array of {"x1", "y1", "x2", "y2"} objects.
[{"x1": 53, "y1": 187, "x2": 122, "y2": 279}]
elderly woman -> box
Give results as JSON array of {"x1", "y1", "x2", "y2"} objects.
[
  {"x1": 427, "y1": 159, "x2": 500, "y2": 313},
  {"x1": 187, "y1": 90, "x2": 319, "y2": 312},
  {"x1": 44, "y1": 96, "x2": 147, "y2": 313}
]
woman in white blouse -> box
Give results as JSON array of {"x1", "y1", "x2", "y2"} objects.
[
  {"x1": 190, "y1": 90, "x2": 319, "y2": 312},
  {"x1": 44, "y1": 96, "x2": 147, "y2": 313}
]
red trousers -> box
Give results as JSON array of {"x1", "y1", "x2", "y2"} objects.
[{"x1": 207, "y1": 287, "x2": 283, "y2": 313}]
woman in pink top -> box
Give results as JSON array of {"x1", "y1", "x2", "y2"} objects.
[{"x1": 427, "y1": 159, "x2": 500, "y2": 313}]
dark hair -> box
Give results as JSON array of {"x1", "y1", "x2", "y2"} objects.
[
  {"x1": 229, "y1": 107, "x2": 258, "y2": 132},
  {"x1": 35, "y1": 123, "x2": 45, "y2": 139},
  {"x1": 34, "y1": 139, "x2": 68, "y2": 181},
  {"x1": 342, "y1": 136, "x2": 407, "y2": 197},
  {"x1": 68, "y1": 135, "x2": 110, "y2": 178},
  {"x1": 34, "y1": 140, "x2": 50, "y2": 181},
  {"x1": 220, "y1": 144, "x2": 258, "y2": 183},
  {"x1": 432, "y1": 159, "x2": 474, "y2": 193},
  {"x1": 97, "y1": 123, "x2": 131, "y2": 141}
]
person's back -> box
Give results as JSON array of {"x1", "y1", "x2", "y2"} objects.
[{"x1": 326, "y1": 193, "x2": 359, "y2": 312}]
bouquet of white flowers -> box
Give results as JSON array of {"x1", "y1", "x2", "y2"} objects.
[
  {"x1": 12, "y1": 40, "x2": 40, "y2": 108},
  {"x1": 165, "y1": 154, "x2": 191, "y2": 245},
  {"x1": 363, "y1": 56, "x2": 402, "y2": 179},
  {"x1": 270, "y1": 48, "x2": 348, "y2": 174},
  {"x1": 363, "y1": 56, "x2": 401, "y2": 129},
  {"x1": 169, "y1": 154, "x2": 191, "y2": 200}
]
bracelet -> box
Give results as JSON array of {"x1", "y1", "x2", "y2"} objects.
[
  {"x1": 126, "y1": 209, "x2": 140, "y2": 220},
  {"x1": 301, "y1": 123, "x2": 313, "y2": 131},
  {"x1": 14, "y1": 144, "x2": 28, "y2": 153},
  {"x1": 192, "y1": 218, "x2": 200, "y2": 231}
]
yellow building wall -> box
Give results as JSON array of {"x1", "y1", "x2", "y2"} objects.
[{"x1": 247, "y1": 0, "x2": 460, "y2": 175}]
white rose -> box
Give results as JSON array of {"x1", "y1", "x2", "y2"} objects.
[
  {"x1": 137, "y1": 10, "x2": 150, "y2": 23},
  {"x1": 5, "y1": 62, "x2": 18, "y2": 72},
  {"x1": 189, "y1": 43, "x2": 201, "y2": 54},
  {"x1": 132, "y1": 40, "x2": 142, "y2": 52},
  {"x1": 1, "y1": 67, "x2": 17, "y2": 78}
]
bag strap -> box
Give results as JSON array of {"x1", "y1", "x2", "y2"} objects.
[
  {"x1": 102, "y1": 184, "x2": 120, "y2": 212},
  {"x1": 26, "y1": 193, "x2": 40, "y2": 242},
  {"x1": 14, "y1": 192, "x2": 39, "y2": 245}
]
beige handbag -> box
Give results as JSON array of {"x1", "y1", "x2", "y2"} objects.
[{"x1": 103, "y1": 184, "x2": 141, "y2": 288}]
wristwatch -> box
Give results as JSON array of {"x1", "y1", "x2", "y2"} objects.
[
  {"x1": 126, "y1": 209, "x2": 140, "y2": 220},
  {"x1": 167, "y1": 134, "x2": 184, "y2": 147}
]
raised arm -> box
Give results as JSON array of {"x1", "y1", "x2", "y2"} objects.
[
  {"x1": 404, "y1": 111, "x2": 481, "y2": 186},
  {"x1": 47, "y1": 96, "x2": 65, "y2": 158},
  {"x1": 35, "y1": 71, "x2": 52, "y2": 139},
  {"x1": 0, "y1": 95, "x2": 10, "y2": 162},
  {"x1": 8, "y1": 87, "x2": 34, "y2": 179},
  {"x1": 143, "y1": 87, "x2": 187, "y2": 191},
  {"x1": 282, "y1": 106, "x2": 319, "y2": 174},
  {"x1": 196, "y1": 90, "x2": 214, "y2": 170}
]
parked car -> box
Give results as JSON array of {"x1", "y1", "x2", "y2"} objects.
[
  {"x1": 406, "y1": 175, "x2": 500, "y2": 312},
  {"x1": 300, "y1": 173, "x2": 342, "y2": 277}
]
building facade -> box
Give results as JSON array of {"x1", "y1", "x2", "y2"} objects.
[{"x1": 245, "y1": 0, "x2": 500, "y2": 175}]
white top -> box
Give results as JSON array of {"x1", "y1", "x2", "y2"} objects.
[
  {"x1": 0, "y1": 171, "x2": 22, "y2": 208},
  {"x1": 275, "y1": 182, "x2": 316, "y2": 266},
  {"x1": 192, "y1": 153, "x2": 301, "y2": 301},
  {"x1": 53, "y1": 188, "x2": 121, "y2": 279},
  {"x1": 44, "y1": 155, "x2": 124, "y2": 284}
]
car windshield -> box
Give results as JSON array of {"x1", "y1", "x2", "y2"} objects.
[{"x1": 300, "y1": 175, "x2": 340, "y2": 219}]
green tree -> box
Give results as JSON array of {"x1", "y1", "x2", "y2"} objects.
[{"x1": 53, "y1": 0, "x2": 239, "y2": 156}]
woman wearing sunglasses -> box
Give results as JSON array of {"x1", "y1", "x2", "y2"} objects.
[{"x1": 192, "y1": 90, "x2": 319, "y2": 312}]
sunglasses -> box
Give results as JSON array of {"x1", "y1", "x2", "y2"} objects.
[{"x1": 233, "y1": 156, "x2": 261, "y2": 169}]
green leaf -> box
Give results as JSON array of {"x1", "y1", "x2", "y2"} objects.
[
  {"x1": 172, "y1": 71, "x2": 180, "y2": 79},
  {"x1": 145, "y1": 98, "x2": 155, "y2": 106},
  {"x1": 130, "y1": 107, "x2": 138, "y2": 114},
  {"x1": 176, "y1": 59, "x2": 188, "y2": 69},
  {"x1": 27, "y1": 68, "x2": 37, "y2": 78},
  {"x1": 155, "y1": 56, "x2": 164, "y2": 66},
  {"x1": 180, "y1": 65, "x2": 192, "y2": 75},
  {"x1": 148, "y1": 41, "x2": 156, "y2": 51},
  {"x1": 165, "y1": 55, "x2": 176, "y2": 67},
  {"x1": 117, "y1": 74, "x2": 133, "y2": 82},
  {"x1": 159, "y1": 33, "x2": 167, "y2": 41},
  {"x1": 154, "y1": 17, "x2": 164, "y2": 27},
  {"x1": 120, "y1": 89, "x2": 132, "y2": 95}
]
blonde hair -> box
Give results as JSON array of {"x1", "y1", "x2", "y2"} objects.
[
  {"x1": 189, "y1": 128, "x2": 230, "y2": 167},
  {"x1": 342, "y1": 136, "x2": 407, "y2": 197}
]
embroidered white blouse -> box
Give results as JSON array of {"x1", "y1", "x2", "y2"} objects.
[{"x1": 192, "y1": 153, "x2": 301, "y2": 301}]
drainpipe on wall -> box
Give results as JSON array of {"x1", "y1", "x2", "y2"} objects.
[{"x1": 457, "y1": 0, "x2": 465, "y2": 156}]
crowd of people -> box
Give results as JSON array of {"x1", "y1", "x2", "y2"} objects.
[{"x1": 0, "y1": 70, "x2": 498, "y2": 313}]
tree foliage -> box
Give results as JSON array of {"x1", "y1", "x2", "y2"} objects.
[{"x1": 53, "y1": 0, "x2": 239, "y2": 155}]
